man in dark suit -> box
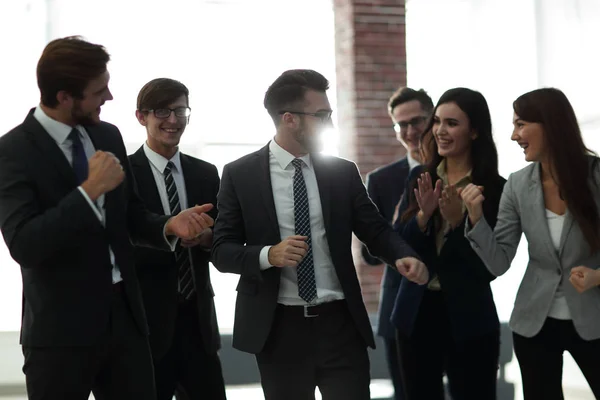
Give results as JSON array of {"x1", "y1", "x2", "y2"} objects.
[
  {"x1": 130, "y1": 78, "x2": 226, "y2": 400},
  {"x1": 211, "y1": 69, "x2": 429, "y2": 400},
  {"x1": 361, "y1": 87, "x2": 433, "y2": 400},
  {"x1": 0, "y1": 37, "x2": 213, "y2": 400}
]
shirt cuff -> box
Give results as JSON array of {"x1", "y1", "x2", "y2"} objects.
[
  {"x1": 259, "y1": 246, "x2": 274, "y2": 270},
  {"x1": 163, "y1": 218, "x2": 178, "y2": 251},
  {"x1": 77, "y1": 186, "x2": 103, "y2": 222}
]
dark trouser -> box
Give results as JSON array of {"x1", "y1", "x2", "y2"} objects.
[
  {"x1": 383, "y1": 336, "x2": 404, "y2": 400},
  {"x1": 396, "y1": 290, "x2": 499, "y2": 400},
  {"x1": 22, "y1": 283, "x2": 156, "y2": 400},
  {"x1": 513, "y1": 317, "x2": 600, "y2": 400},
  {"x1": 256, "y1": 300, "x2": 370, "y2": 400},
  {"x1": 154, "y1": 295, "x2": 227, "y2": 400}
]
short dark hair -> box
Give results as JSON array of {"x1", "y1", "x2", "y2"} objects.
[
  {"x1": 37, "y1": 36, "x2": 110, "y2": 108},
  {"x1": 137, "y1": 78, "x2": 189, "y2": 111},
  {"x1": 263, "y1": 69, "x2": 329, "y2": 123},
  {"x1": 388, "y1": 87, "x2": 433, "y2": 118},
  {"x1": 514, "y1": 88, "x2": 600, "y2": 253}
]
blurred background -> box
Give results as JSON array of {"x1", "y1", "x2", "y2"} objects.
[{"x1": 0, "y1": 0, "x2": 599, "y2": 398}]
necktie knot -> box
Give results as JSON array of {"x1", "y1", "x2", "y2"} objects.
[
  {"x1": 292, "y1": 158, "x2": 304, "y2": 170},
  {"x1": 164, "y1": 161, "x2": 175, "y2": 174}
]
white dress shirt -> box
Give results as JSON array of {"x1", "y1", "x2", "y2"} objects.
[
  {"x1": 407, "y1": 153, "x2": 419, "y2": 170},
  {"x1": 143, "y1": 143, "x2": 188, "y2": 213},
  {"x1": 258, "y1": 139, "x2": 344, "y2": 305},
  {"x1": 33, "y1": 106, "x2": 122, "y2": 283},
  {"x1": 546, "y1": 209, "x2": 571, "y2": 320}
]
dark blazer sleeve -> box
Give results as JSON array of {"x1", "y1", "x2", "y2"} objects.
[
  {"x1": 0, "y1": 145, "x2": 102, "y2": 266},
  {"x1": 350, "y1": 163, "x2": 419, "y2": 264},
  {"x1": 211, "y1": 163, "x2": 264, "y2": 280},
  {"x1": 361, "y1": 172, "x2": 384, "y2": 265},
  {"x1": 441, "y1": 176, "x2": 506, "y2": 282}
]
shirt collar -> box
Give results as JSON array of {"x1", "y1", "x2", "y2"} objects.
[
  {"x1": 407, "y1": 153, "x2": 420, "y2": 170},
  {"x1": 269, "y1": 138, "x2": 312, "y2": 170},
  {"x1": 143, "y1": 142, "x2": 182, "y2": 174},
  {"x1": 436, "y1": 158, "x2": 472, "y2": 185},
  {"x1": 33, "y1": 105, "x2": 84, "y2": 145}
]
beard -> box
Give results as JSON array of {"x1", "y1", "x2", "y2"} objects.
[{"x1": 71, "y1": 100, "x2": 99, "y2": 125}]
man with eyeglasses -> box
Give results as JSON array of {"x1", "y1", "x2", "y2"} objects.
[
  {"x1": 211, "y1": 69, "x2": 429, "y2": 400},
  {"x1": 360, "y1": 87, "x2": 433, "y2": 400},
  {"x1": 130, "y1": 78, "x2": 226, "y2": 400}
]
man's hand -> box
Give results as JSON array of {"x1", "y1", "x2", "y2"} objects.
[
  {"x1": 268, "y1": 235, "x2": 309, "y2": 267},
  {"x1": 569, "y1": 266, "x2": 600, "y2": 293},
  {"x1": 80, "y1": 151, "x2": 125, "y2": 201},
  {"x1": 460, "y1": 184, "x2": 485, "y2": 226},
  {"x1": 181, "y1": 228, "x2": 213, "y2": 248},
  {"x1": 165, "y1": 203, "x2": 214, "y2": 240},
  {"x1": 395, "y1": 257, "x2": 429, "y2": 285}
]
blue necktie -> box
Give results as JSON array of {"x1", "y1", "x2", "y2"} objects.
[
  {"x1": 69, "y1": 128, "x2": 88, "y2": 185},
  {"x1": 292, "y1": 158, "x2": 317, "y2": 303}
]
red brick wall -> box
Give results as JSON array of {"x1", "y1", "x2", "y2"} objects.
[{"x1": 333, "y1": 0, "x2": 407, "y2": 313}]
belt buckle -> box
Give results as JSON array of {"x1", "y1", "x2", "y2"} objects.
[{"x1": 303, "y1": 304, "x2": 319, "y2": 318}]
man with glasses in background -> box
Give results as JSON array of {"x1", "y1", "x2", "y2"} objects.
[
  {"x1": 361, "y1": 87, "x2": 433, "y2": 400},
  {"x1": 130, "y1": 78, "x2": 226, "y2": 400},
  {"x1": 211, "y1": 69, "x2": 429, "y2": 400}
]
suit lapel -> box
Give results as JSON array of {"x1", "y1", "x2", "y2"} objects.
[
  {"x1": 257, "y1": 144, "x2": 280, "y2": 237},
  {"x1": 558, "y1": 211, "x2": 574, "y2": 257},
  {"x1": 311, "y1": 153, "x2": 333, "y2": 245},
  {"x1": 529, "y1": 164, "x2": 561, "y2": 262},
  {"x1": 22, "y1": 110, "x2": 77, "y2": 188},
  {"x1": 129, "y1": 146, "x2": 165, "y2": 215}
]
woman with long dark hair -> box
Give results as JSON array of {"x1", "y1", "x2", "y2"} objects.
[
  {"x1": 462, "y1": 88, "x2": 600, "y2": 399},
  {"x1": 391, "y1": 88, "x2": 506, "y2": 399}
]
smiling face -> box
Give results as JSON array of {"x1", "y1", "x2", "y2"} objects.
[
  {"x1": 432, "y1": 102, "x2": 476, "y2": 159},
  {"x1": 136, "y1": 94, "x2": 189, "y2": 157},
  {"x1": 511, "y1": 111, "x2": 546, "y2": 162}
]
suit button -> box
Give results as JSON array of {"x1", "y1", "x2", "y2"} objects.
[{"x1": 557, "y1": 269, "x2": 562, "y2": 274}]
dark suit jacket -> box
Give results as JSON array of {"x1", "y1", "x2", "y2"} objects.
[
  {"x1": 129, "y1": 146, "x2": 221, "y2": 359},
  {"x1": 391, "y1": 165, "x2": 506, "y2": 341},
  {"x1": 211, "y1": 143, "x2": 419, "y2": 354},
  {"x1": 361, "y1": 158, "x2": 410, "y2": 339},
  {"x1": 0, "y1": 109, "x2": 171, "y2": 347}
]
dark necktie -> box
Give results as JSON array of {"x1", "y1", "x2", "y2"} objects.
[
  {"x1": 292, "y1": 158, "x2": 317, "y2": 303},
  {"x1": 69, "y1": 128, "x2": 88, "y2": 185},
  {"x1": 164, "y1": 161, "x2": 194, "y2": 300}
]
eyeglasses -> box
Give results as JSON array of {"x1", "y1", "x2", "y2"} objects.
[
  {"x1": 393, "y1": 116, "x2": 428, "y2": 133},
  {"x1": 278, "y1": 110, "x2": 333, "y2": 123},
  {"x1": 143, "y1": 107, "x2": 191, "y2": 119}
]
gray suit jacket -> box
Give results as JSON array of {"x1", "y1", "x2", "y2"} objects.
[{"x1": 466, "y1": 159, "x2": 600, "y2": 340}]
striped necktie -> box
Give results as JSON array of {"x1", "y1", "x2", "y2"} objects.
[{"x1": 164, "y1": 161, "x2": 194, "y2": 300}]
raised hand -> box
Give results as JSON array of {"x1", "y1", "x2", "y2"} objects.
[
  {"x1": 395, "y1": 257, "x2": 429, "y2": 285},
  {"x1": 414, "y1": 172, "x2": 442, "y2": 218},
  {"x1": 81, "y1": 151, "x2": 125, "y2": 201},
  {"x1": 439, "y1": 184, "x2": 464, "y2": 229},
  {"x1": 460, "y1": 183, "x2": 485, "y2": 226}
]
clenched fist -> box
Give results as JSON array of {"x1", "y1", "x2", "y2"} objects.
[
  {"x1": 81, "y1": 151, "x2": 125, "y2": 201},
  {"x1": 268, "y1": 235, "x2": 309, "y2": 268},
  {"x1": 460, "y1": 183, "x2": 485, "y2": 226},
  {"x1": 395, "y1": 257, "x2": 429, "y2": 285}
]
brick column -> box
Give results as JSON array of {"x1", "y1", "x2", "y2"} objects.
[{"x1": 333, "y1": 0, "x2": 407, "y2": 313}]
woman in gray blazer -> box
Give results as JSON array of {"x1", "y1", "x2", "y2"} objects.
[{"x1": 461, "y1": 88, "x2": 600, "y2": 400}]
